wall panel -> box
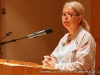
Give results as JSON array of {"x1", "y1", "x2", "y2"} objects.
[
  {"x1": 91, "y1": 0, "x2": 100, "y2": 75},
  {"x1": 0, "y1": 0, "x2": 2, "y2": 58}
]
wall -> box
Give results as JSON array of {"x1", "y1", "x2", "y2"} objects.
[
  {"x1": 0, "y1": 0, "x2": 2, "y2": 58},
  {"x1": 1, "y1": 0, "x2": 91, "y2": 64},
  {"x1": 91, "y1": 0, "x2": 100, "y2": 73},
  {"x1": 1, "y1": 0, "x2": 65, "y2": 64}
]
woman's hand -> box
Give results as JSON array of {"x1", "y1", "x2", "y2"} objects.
[
  {"x1": 42, "y1": 55, "x2": 57, "y2": 68},
  {"x1": 42, "y1": 55, "x2": 50, "y2": 66}
]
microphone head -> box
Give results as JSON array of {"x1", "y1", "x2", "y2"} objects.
[
  {"x1": 6, "y1": 32, "x2": 13, "y2": 36},
  {"x1": 45, "y1": 28, "x2": 53, "y2": 34},
  {"x1": 27, "y1": 28, "x2": 53, "y2": 39}
]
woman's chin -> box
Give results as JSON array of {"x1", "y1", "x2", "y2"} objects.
[{"x1": 64, "y1": 24, "x2": 70, "y2": 27}]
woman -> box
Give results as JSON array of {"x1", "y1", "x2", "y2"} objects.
[{"x1": 42, "y1": 1, "x2": 96, "y2": 73}]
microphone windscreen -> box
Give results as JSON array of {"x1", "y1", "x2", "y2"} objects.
[
  {"x1": 45, "y1": 28, "x2": 53, "y2": 34},
  {"x1": 6, "y1": 32, "x2": 13, "y2": 36}
]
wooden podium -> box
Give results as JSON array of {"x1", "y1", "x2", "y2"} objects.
[{"x1": 0, "y1": 59, "x2": 85, "y2": 75}]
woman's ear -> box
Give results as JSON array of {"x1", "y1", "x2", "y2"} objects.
[{"x1": 78, "y1": 15, "x2": 82, "y2": 23}]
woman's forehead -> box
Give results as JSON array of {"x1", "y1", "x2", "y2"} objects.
[{"x1": 63, "y1": 6, "x2": 76, "y2": 13}]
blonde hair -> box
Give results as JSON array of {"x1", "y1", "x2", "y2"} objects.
[{"x1": 63, "y1": 1, "x2": 90, "y2": 32}]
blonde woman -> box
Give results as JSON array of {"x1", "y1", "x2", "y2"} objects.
[{"x1": 42, "y1": 1, "x2": 96, "y2": 74}]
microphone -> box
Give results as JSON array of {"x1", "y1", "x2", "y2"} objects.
[
  {"x1": 0, "y1": 32, "x2": 13, "y2": 41},
  {"x1": 0, "y1": 31, "x2": 13, "y2": 55},
  {"x1": 27, "y1": 28, "x2": 53, "y2": 39},
  {"x1": 6, "y1": 32, "x2": 13, "y2": 36}
]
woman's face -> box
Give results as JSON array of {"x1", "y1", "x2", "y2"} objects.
[{"x1": 62, "y1": 6, "x2": 81, "y2": 30}]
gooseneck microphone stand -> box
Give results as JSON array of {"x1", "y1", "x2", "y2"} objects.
[
  {"x1": 0, "y1": 32, "x2": 13, "y2": 42},
  {"x1": 0, "y1": 28, "x2": 53, "y2": 45},
  {"x1": 0, "y1": 36, "x2": 27, "y2": 45},
  {"x1": 0, "y1": 32, "x2": 13, "y2": 55},
  {"x1": 0, "y1": 36, "x2": 27, "y2": 56}
]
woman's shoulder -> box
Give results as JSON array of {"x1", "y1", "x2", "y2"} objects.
[
  {"x1": 62, "y1": 33, "x2": 69, "y2": 39},
  {"x1": 76, "y1": 27, "x2": 92, "y2": 38},
  {"x1": 81, "y1": 28, "x2": 94, "y2": 39},
  {"x1": 78, "y1": 27, "x2": 96, "y2": 44},
  {"x1": 59, "y1": 33, "x2": 69, "y2": 43}
]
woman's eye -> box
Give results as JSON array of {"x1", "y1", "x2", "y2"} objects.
[
  {"x1": 63, "y1": 14, "x2": 66, "y2": 16},
  {"x1": 68, "y1": 14, "x2": 73, "y2": 17}
]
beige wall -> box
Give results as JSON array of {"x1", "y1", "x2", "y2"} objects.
[
  {"x1": 1, "y1": 0, "x2": 65, "y2": 64},
  {"x1": 1, "y1": 0, "x2": 91, "y2": 64}
]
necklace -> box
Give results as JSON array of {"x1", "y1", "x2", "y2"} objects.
[{"x1": 67, "y1": 33, "x2": 72, "y2": 42}]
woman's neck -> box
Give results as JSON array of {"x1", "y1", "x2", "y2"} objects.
[{"x1": 68, "y1": 26, "x2": 80, "y2": 38}]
